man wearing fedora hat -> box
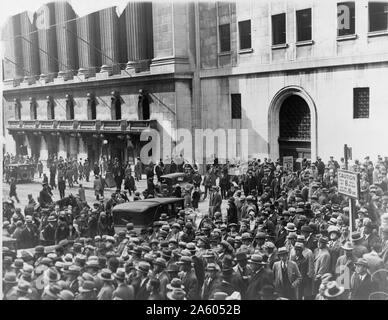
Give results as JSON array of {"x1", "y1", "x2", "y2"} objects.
[
  {"x1": 178, "y1": 256, "x2": 199, "y2": 300},
  {"x1": 273, "y1": 247, "x2": 302, "y2": 300},
  {"x1": 200, "y1": 263, "x2": 221, "y2": 300},
  {"x1": 335, "y1": 241, "x2": 356, "y2": 294},
  {"x1": 153, "y1": 257, "x2": 169, "y2": 299},
  {"x1": 3, "y1": 272, "x2": 18, "y2": 300},
  {"x1": 209, "y1": 186, "x2": 222, "y2": 219},
  {"x1": 350, "y1": 258, "x2": 378, "y2": 300},
  {"x1": 313, "y1": 237, "x2": 331, "y2": 296},
  {"x1": 132, "y1": 261, "x2": 151, "y2": 300},
  {"x1": 232, "y1": 251, "x2": 251, "y2": 299},
  {"x1": 246, "y1": 254, "x2": 273, "y2": 300},
  {"x1": 97, "y1": 269, "x2": 115, "y2": 300},
  {"x1": 351, "y1": 232, "x2": 369, "y2": 260},
  {"x1": 112, "y1": 268, "x2": 134, "y2": 300}
]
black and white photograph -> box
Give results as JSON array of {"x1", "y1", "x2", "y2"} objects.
[{"x1": 1, "y1": 0, "x2": 388, "y2": 304}]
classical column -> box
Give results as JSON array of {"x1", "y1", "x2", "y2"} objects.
[
  {"x1": 36, "y1": 3, "x2": 58, "y2": 82},
  {"x1": 20, "y1": 11, "x2": 39, "y2": 84},
  {"x1": 54, "y1": 2, "x2": 78, "y2": 80},
  {"x1": 58, "y1": 136, "x2": 67, "y2": 159},
  {"x1": 3, "y1": 15, "x2": 23, "y2": 83},
  {"x1": 97, "y1": 7, "x2": 120, "y2": 75},
  {"x1": 78, "y1": 136, "x2": 88, "y2": 160},
  {"x1": 76, "y1": 13, "x2": 97, "y2": 78}
]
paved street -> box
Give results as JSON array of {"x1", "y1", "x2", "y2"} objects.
[{"x1": 2, "y1": 172, "x2": 228, "y2": 225}]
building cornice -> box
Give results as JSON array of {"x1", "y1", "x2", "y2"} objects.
[
  {"x1": 199, "y1": 53, "x2": 388, "y2": 79},
  {"x1": 2, "y1": 72, "x2": 193, "y2": 97}
]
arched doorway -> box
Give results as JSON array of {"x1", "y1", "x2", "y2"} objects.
[
  {"x1": 279, "y1": 95, "x2": 311, "y2": 159},
  {"x1": 268, "y1": 86, "x2": 317, "y2": 161}
]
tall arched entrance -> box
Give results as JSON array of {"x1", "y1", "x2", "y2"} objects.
[
  {"x1": 268, "y1": 86, "x2": 317, "y2": 161},
  {"x1": 279, "y1": 95, "x2": 311, "y2": 159}
]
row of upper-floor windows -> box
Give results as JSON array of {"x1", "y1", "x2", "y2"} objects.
[
  {"x1": 218, "y1": 2, "x2": 388, "y2": 53},
  {"x1": 230, "y1": 87, "x2": 370, "y2": 120},
  {"x1": 12, "y1": 93, "x2": 151, "y2": 121}
]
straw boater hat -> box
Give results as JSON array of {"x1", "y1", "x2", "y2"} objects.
[
  {"x1": 167, "y1": 288, "x2": 187, "y2": 300},
  {"x1": 324, "y1": 281, "x2": 345, "y2": 299}
]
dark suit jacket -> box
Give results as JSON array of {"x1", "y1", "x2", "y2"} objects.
[
  {"x1": 211, "y1": 192, "x2": 222, "y2": 213},
  {"x1": 201, "y1": 274, "x2": 222, "y2": 300},
  {"x1": 133, "y1": 276, "x2": 150, "y2": 300},
  {"x1": 245, "y1": 267, "x2": 274, "y2": 300},
  {"x1": 350, "y1": 273, "x2": 377, "y2": 300},
  {"x1": 181, "y1": 270, "x2": 199, "y2": 300}
]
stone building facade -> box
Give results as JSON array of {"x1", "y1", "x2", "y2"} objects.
[{"x1": 3, "y1": 0, "x2": 388, "y2": 167}]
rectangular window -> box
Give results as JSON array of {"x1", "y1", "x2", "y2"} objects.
[
  {"x1": 296, "y1": 8, "x2": 312, "y2": 41},
  {"x1": 272, "y1": 13, "x2": 286, "y2": 45},
  {"x1": 337, "y1": 2, "x2": 356, "y2": 36},
  {"x1": 231, "y1": 94, "x2": 242, "y2": 119},
  {"x1": 219, "y1": 23, "x2": 231, "y2": 52},
  {"x1": 15, "y1": 101, "x2": 21, "y2": 120},
  {"x1": 353, "y1": 88, "x2": 369, "y2": 119},
  {"x1": 47, "y1": 98, "x2": 55, "y2": 120},
  {"x1": 369, "y1": 2, "x2": 388, "y2": 32},
  {"x1": 238, "y1": 20, "x2": 251, "y2": 50},
  {"x1": 30, "y1": 101, "x2": 37, "y2": 120}
]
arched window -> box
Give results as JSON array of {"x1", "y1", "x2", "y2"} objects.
[
  {"x1": 47, "y1": 96, "x2": 55, "y2": 120},
  {"x1": 14, "y1": 98, "x2": 21, "y2": 120},
  {"x1": 29, "y1": 97, "x2": 37, "y2": 120},
  {"x1": 111, "y1": 91, "x2": 122, "y2": 120},
  {"x1": 87, "y1": 93, "x2": 97, "y2": 120},
  {"x1": 65, "y1": 94, "x2": 75, "y2": 120}
]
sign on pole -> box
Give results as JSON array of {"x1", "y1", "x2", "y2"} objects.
[
  {"x1": 283, "y1": 156, "x2": 294, "y2": 172},
  {"x1": 337, "y1": 170, "x2": 360, "y2": 199}
]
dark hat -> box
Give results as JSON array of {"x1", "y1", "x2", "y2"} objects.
[
  {"x1": 166, "y1": 263, "x2": 179, "y2": 273},
  {"x1": 34, "y1": 245, "x2": 45, "y2": 254},
  {"x1": 351, "y1": 232, "x2": 363, "y2": 242},
  {"x1": 162, "y1": 249, "x2": 172, "y2": 259},
  {"x1": 167, "y1": 278, "x2": 185, "y2": 290},
  {"x1": 46, "y1": 267, "x2": 61, "y2": 282},
  {"x1": 11, "y1": 259, "x2": 24, "y2": 269},
  {"x1": 319, "y1": 236, "x2": 329, "y2": 244},
  {"x1": 248, "y1": 254, "x2": 267, "y2": 265},
  {"x1": 301, "y1": 225, "x2": 313, "y2": 233},
  {"x1": 16, "y1": 281, "x2": 32, "y2": 295},
  {"x1": 235, "y1": 252, "x2": 248, "y2": 261},
  {"x1": 277, "y1": 247, "x2": 289, "y2": 256},
  {"x1": 135, "y1": 262, "x2": 151, "y2": 273},
  {"x1": 78, "y1": 281, "x2": 95, "y2": 293},
  {"x1": 255, "y1": 232, "x2": 267, "y2": 239}
]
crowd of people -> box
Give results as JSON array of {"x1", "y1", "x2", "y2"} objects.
[{"x1": 2, "y1": 153, "x2": 388, "y2": 300}]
